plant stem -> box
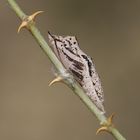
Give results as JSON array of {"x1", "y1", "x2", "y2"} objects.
[{"x1": 7, "y1": 0, "x2": 126, "y2": 140}]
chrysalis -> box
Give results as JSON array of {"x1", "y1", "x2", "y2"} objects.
[{"x1": 48, "y1": 31, "x2": 105, "y2": 113}]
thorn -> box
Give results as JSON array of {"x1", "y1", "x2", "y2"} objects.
[
  {"x1": 107, "y1": 113, "x2": 115, "y2": 126},
  {"x1": 96, "y1": 126, "x2": 108, "y2": 134},
  {"x1": 96, "y1": 113, "x2": 115, "y2": 135},
  {"x1": 49, "y1": 76, "x2": 63, "y2": 86},
  {"x1": 18, "y1": 20, "x2": 27, "y2": 33},
  {"x1": 29, "y1": 11, "x2": 44, "y2": 21},
  {"x1": 18, "y1": 11, "x2": 44, "y2": 33}
]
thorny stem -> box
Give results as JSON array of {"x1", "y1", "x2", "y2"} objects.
[{"x1": 7, "y1": 0, "x2": 126, "y2": 140}]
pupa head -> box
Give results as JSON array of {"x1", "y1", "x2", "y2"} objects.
[{"x1": 48, "y1": 31, "x2": 80, "y2": 56}]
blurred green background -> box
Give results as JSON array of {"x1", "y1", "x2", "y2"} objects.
[{"x1": 0, "y1": 0, "x2": 140, "y2": 140}]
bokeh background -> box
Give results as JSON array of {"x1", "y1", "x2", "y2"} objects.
[{"x1": 1, "y1": 0, "x2": 140, "y2": 140}]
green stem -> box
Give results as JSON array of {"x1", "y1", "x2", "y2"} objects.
[{"x1": 7, "y1": 0, "x2": 126, "y2": 140}]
